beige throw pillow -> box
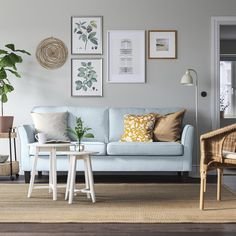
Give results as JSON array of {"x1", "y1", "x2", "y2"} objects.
[
  {"x1": 153, "y1": 110, "x2": 186, "y2": 142},
  {"x1": 31, "y1": 112, "x2": 69, "y2": 141}
]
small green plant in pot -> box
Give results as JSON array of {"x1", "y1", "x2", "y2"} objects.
[
  {"x1": 67, "y1": 117, "x2": 94, "y2": 151},
  {"x1": 0, "y1": 44, "x2": 30, "y2": 132}
]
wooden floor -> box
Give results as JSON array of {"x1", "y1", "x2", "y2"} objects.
[
  {"x1": 0, "y1": 223, "x2": 236, "y2": 236},
  {"x1": 0, "y1": 174, "x2": 236, "y2": 236}
]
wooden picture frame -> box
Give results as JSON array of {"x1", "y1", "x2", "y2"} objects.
[{"x1": 148, "y1": 30, "x2": 177, "y2": 59}]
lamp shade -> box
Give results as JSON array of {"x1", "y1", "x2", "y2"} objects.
[{"x1": 180, "y1": 70, "x2": 194, "y2": 86}]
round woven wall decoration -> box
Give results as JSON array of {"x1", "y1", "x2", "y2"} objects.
[{"x1": 36, "y1": 37, "x2": 68, "y2": 69}]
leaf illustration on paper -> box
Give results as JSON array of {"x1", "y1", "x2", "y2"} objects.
[
  {"x1": 73, "y1": 19, "x2": 99, "y2": 51},
  {"x1": 75, "y1": 61, "x2": 98, "y2": 92}
]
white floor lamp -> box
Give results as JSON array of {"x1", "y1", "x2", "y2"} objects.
[{"x1": 180, "y1": 69, "x2": 199, "y2": 173}]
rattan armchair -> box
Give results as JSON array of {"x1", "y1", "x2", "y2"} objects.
[{"x1": 200, "y1": 123, "x2": 236, "y2": 210}]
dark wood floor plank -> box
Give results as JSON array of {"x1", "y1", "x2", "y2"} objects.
[{"x1": 0, "y1": 223, "x2": 236, "y2": 234}]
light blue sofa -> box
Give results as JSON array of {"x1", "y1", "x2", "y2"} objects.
[{"x1": 18, "y1": 106, "x2": 194, "y2": 183}]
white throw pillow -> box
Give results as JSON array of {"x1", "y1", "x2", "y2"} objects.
[{"x1": 31, "y1": 112, "x2": 69, "y2": 141}]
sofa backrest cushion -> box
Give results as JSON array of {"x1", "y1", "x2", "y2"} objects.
[
  {"x1": 31, "y1": 106, "x2": 109, "y2": 143},
  {"x1": 109, "y1": 107, "x2": 184, "y2": 142}
]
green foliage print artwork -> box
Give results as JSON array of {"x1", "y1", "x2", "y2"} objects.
[
  {"x1": 74, "y1": 20, "x2": 98, "y2": 51},
  {"x1": 75, "y1": 61, "x2": 97, "y2": 92},
  {"x1": 72, "y1": 16, "x2": 102, "y2": 54}
]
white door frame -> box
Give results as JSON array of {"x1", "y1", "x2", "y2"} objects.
[{"x1": 211, "y1": 16, "x2": 236, "y2": 129}]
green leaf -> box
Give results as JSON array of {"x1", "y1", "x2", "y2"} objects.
[
  {"x1": 0, "y1": 50, "x2": 8, "y2": 55},
  {"x1": 81, "y1": 62, "x2": 87, "y2": 67},
  {"x1": 84, "y1": 133, "x2": 94, "y2": 138},
  {"x1": 66, "y1": 128, "x2": 78, "y2": 140},
  {"x1": 5, "y1": 44, "x2": 15, "y2": 51},
  {"x1": 81, "y1": 25, "x2": 86, "y2": 30},
  {"x1": 75, "y1": 80, "x2": 82, "y2": 90},
  {"x1": 78, "y1": 72, "x2": 85, "y2": 77},
  {"x1": 1, "y1": 94, "x2": 7, "y2": 103},
  {"x1": 91, "y1": 78, "x2": 97, "y2": 82},
  {"x1": 5, "y1": 69, "x2": 21, "y2": 78},
  {"x1": 5, "y1": 84, "x2": 14, "y2": 92},
  {"x1": 82, "y1": 85, "x2": 87, "y2": 91},
  {"x1": 89, "y1": 37, "x2": 98, "y2": 45},
  {"x1": 0, "y1": 55, "x2": 15, "y2": 68},
  {"x1": 0, "y1": 68, "x2": 7, "y2": 80},
  {"x1": 87, "y1": 81, "x2": 92, "y2": 88},
  {"x1": 78, "y1": 67, "x2": 86, "y2": 72},
  {"x1": 9, "y1": 53, "x2": 23, "y2": 63},
  {"x1": 3, "y1": 83, "x2": 12, "y2": 93},
  {"x1": 87, "y1": 62, "x2": 92, "y2": 66},
  {"x1": 75, "y1": 80, "x2": 82, "y2": 85},
  {"x1": 15, "y1": 49, "x2": 31, "y2": 55},
  {"x1": 84, "y1": 127, "x2": 92, "y2": 131},
  {"x1": 88, "y1": 32, "x2": 96, "y2": 39},
  {"x1": 0, "y1": 87, "x2": 4, "y2": 95},
  {"x1": 5, "y1": 44, "x2": 30, "y2": 55},
  {"x1": 90, "y1": 21, "x2": 97, "y2": 28}
]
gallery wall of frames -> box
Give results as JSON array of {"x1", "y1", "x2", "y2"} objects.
[{"x1": 70, "y1": 16, "x2": 177, "y2": 97}]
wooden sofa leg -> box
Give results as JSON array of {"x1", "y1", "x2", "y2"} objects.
[
  {"x1": 24, "y1": 171, "x2": 30, "y2": 183},
  {"x1": 200, "y1": 171, "x2": 206, "y2": 210},
  {"x1": 217, "y1": 168, "x2": 223, "y2": 201}
]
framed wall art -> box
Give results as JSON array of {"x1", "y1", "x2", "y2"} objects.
[
  {"x1": 107, "y1": 30, "x2": 145, "y2": 83},
  {"x1": 71, "y1": 16, "x2": 103, "y2": 55},
  {"x1": 148, "y1": 30, "x2": 177, "y2": 59},
  {"x1": 71, "y1": 58, "x2": 103, "y2": 97}
]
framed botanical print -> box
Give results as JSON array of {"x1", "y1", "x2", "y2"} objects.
[
  {"x1": 148, "y1": 30, "x2": 177, "y2": 59},
  {"x1": 107, "y1": 30, "x2": 145, "y2": 83},
  {"x1": 71, "y1": 58, "x2": 103, "y2": 96},
  {"x1": 71, "y1": 16, "x2": 103, "y2": 54}
]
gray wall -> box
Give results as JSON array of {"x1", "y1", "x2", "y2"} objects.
[{"x1": 1, "y1": 0, "x2": 236, "y2": 172}]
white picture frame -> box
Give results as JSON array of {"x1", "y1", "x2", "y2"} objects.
[
  {"x1": 71, "y1": 58, "x2": 103, "y2": 97},
  {"x1": 71, "y1": 16, "x2": 103, "y2": 55},
  {"x1": 148, "y1": 30, "x2": 177, "y2": 59},
  {"x1": 107, "y1": 30, "x2": 145, "y2": 83}
]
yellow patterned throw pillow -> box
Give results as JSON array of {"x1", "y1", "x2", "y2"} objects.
[{"x1": 120, "y1": 114, "x2": 156, "y2": 142}]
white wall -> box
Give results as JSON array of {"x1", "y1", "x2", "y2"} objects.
[{"x1": 1, "y1": 0, "x2": 236, "y2": 172}]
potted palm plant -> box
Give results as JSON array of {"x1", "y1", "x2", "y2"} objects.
[
  {"x1": 0, "y1": 44, "x2": 30, "y2": 132},
  {"x1": 67, "y1": 117, "x2": 94, "y2": 151}
]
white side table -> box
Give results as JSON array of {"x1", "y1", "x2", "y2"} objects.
[
  {"x1": 27, "y1": 142, "x2": 72, "y2": 200},
  {"x1": 58, "y1": 151, "x2": 96, "y2": 204}
]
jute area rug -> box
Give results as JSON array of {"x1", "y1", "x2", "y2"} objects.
[{"x1": 0, "y1": 183, "x2": 236, "y2": 223}]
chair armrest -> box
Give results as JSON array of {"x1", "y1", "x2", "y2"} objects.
[
  {"x1": 200, "y1": 123, "x2": 236, "y2": 141},
  {"x1": 200, "y1": 124, "x2": 236, "y2": 167}
]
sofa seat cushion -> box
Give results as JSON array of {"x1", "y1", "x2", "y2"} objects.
[
  {"x1": 107, "y1": 142, "x2": 183, "y2": 156},
  {"x1": 29, "y1": 142, "x2": 106, "y2": 156}
]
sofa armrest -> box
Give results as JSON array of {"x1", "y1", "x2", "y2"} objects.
[
  {"x1": 18, "y1": 125, "x2": 35, "y2": 171},
  {"x1": 181, "y1": 125, "x2": 194, "y2": 146},
  {"x1": 181, "y1": 125, "x2": 194, "y2": 171}
]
